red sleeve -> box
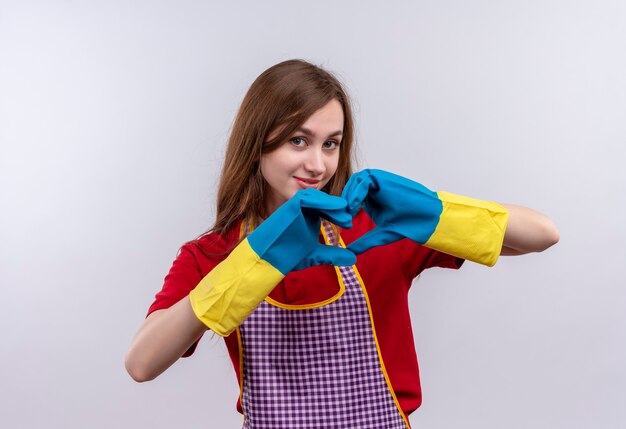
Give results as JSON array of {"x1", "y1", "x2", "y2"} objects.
[
  {"x1": 395, "y1": 238, "x2": 464, "y2": 280},
  {"x1": 145, "y1": 244, "x2": 205, "y2": 357},
  {"x1": 146, "y1": 232, "x2": 233, "y2": 357},
  {"x1": 147, "y1": 244, "x2": 204, "y2": 315}
]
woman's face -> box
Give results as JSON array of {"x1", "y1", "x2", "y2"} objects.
[{"x1": 260, "y1": 98, "x2": 344, "y2": 215}]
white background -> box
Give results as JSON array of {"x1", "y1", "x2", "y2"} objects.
[{"x1": 1, "y1": 1, "x2": 625, "y2": 428}]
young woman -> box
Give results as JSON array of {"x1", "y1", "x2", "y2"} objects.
[{"x1": 125, "y1": 59, "x2": 559, "y2": 428}]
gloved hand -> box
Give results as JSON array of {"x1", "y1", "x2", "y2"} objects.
[
  {"x1": 189, "y1": 188, "x2": 356, "y2": 336},
  {"x1": 341, "y1": 169, "x2": 508, "y2": 267}
]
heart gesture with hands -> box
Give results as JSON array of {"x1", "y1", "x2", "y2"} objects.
[{"x1": 189, "y1": 173, "x2": 508, "y2": 337}]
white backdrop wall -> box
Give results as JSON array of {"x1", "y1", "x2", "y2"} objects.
[{"x1": 1, "y1": 1, "x2": 625, "y2": 428}]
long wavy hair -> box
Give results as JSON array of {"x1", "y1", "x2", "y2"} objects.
[{"x1": 211, "y1": 59, "x2": 356, "y2": 235}]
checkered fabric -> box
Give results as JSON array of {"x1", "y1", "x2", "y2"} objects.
[{"x1": 238, "y1": 221, "x2": 409, "y2": 429}]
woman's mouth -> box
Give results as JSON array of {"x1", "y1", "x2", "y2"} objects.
[{"x1": 294, "y1": 176, "x2": 321, "y2": 189}]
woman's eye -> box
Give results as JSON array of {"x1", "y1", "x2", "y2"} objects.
[
  {"x1": 290, "y1": 137, "x2": 306, "y2": 147},
  {"x1": 323, "y1": 140, "x2": 339, "y2": 149}
]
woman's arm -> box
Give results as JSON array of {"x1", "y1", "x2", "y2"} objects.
[
  {"x1": 125, "y1": 190, "x2": 355, "y2": 382},
  {"x1": 125, "y1": 297, "x2": 207, "y2": 382},
  {"x1": 500, "y1": 204, "x2": 560, "y2": 255}
]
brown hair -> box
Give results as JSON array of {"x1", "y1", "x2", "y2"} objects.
[{"x1": 211, "y1": 59, "x2": 355, "y2": 234}]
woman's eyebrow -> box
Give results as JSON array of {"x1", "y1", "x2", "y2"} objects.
[{"x1": 297, "y1": 127, "x2": 343, "y2": 138}]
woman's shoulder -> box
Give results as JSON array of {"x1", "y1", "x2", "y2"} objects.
[{"x1": 181, "y1": 221, "x2": 243, "y2": 263}]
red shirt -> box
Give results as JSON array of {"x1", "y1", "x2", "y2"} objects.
[{"x1": 148, "y1": 210, "x2": 463, "y2": 415}]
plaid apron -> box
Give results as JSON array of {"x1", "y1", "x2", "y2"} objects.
[{"x1": 237, "y1": 221, "x2": 410, "y2": 429}]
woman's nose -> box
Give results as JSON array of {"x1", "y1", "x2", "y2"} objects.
[{"x1": 303, "y1": 148, "x2": 325, "y2": 176}]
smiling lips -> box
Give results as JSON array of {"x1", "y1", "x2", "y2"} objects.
[{"x1": 294, "y1": 176, "x2": 321, "y2": 189}]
